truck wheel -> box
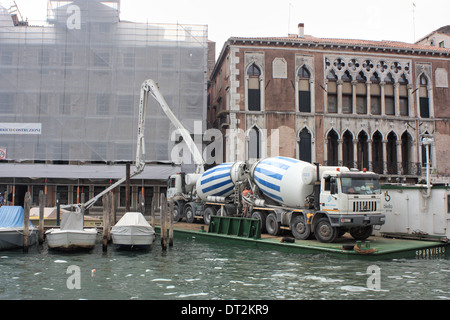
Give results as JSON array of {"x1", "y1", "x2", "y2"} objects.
[
  {"x1": 251, "y1": 211, "x2": 267, "y2": 233},
  {"x1": 184, "y1": 205, "x2": 195, "y2": 223},
  {"x1": 217, "y1": 206, "x2": 227, "y2": 217},
  {"x1": 266, "y1": 213, "x2": 281, "y2": 236},
  {"x1": 314, "y1": 217, "x2": 338, "y2": 243},
  {"x1": 290, "y1": 215, "x2": 311, "y2": 240},
  {"x1": 173, "y1": 203, "x2": 181, "y2": 222},
  {"x1": 203, "y1": 207, "x2": 216, "y2": 225},
  {"x1": 349, "y1": 226, "x2": 373, "y2": 240}
]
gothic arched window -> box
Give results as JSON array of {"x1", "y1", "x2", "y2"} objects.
[
  {"x1": 298, "y1": 66, "x2": 311, "y2": 113},
  {"x1": 247, "y1": 63, "x2": 261, "y2": 111}
]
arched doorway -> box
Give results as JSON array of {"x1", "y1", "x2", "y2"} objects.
[
  {"x1": 342, "y1": 130, "x2": 354, "y2": 168},
  {"x1": 248, "y1": 126, "x2": 261, "y2": 160},
  {"x1": 387, "y1": 132, "x2": 398, "y2": 174},
  {"x1": 357, "y1": 131, "x2": 368, "y2": 170},
  {"x1": 298, "y1": 128, "x2": 312, "y2": 163},
  {"x1": 327, "y1": 129, "x2": 338, "y2": 166},
  {"x1": 401, "y1": 131, "x2": 413, "y2": 175},
  {"x1": 372, "y1": 131, "x2": 383, "y2": 174}
]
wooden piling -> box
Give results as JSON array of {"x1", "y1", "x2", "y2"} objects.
[
  {"x1": 137, "y1": 192, "x2": 144, "y2": 215},
  {"x1": 113, "y1": 192, "x2": 118, "y2": 226},
  {"x1": 102, "y1": 193, "x2": 111, "y2": 252},
  {"x1": 150, "y1": 196, "x2": 156, "y2": 229},
  {"x1": 81, "y1": 193, "x2": 85, "y2": 214},
  {"x1": 56, "y1": 197, "x2": 60, "y2": 226},
  {"x1": 169, "y1": 199, "x2": 174, "y2": 247},
  {"x1": 38, "y1": 190, "x2": 45, "y2": 244},
  {"x1": 126, "y1": 163, "x2": 130, "y2": 212},
  {"x1": 109, "y1": 192, "x2": 114, "y2": 242},
  {"x1": 160, "y1": 193, "x2": 167, "y2": 250},
  {"x1": 23, "y1": 192, "x2": 31, "y2": 252}
]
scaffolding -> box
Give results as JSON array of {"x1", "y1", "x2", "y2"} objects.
[{"x1": 0, "y1": 0, "x2": 208, "y2": 167}]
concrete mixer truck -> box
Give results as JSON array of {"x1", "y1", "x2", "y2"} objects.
[
  {"x1": 143, "y1": 79, "x2": 385, "y2": 243},
  {"x1": 169, "y1": 157, "x2": 385, "y2": 243}
]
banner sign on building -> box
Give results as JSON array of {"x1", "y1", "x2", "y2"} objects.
[
  {"x1": 0, "y1": 148, "x2": 6, "y2": 160},
  {"x1": 0, "y1": 123, "x2": 42, "y2": 135}
]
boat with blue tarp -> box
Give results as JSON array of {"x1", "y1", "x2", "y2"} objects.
[{"x1": 0, "y1": 206, "x2": 37, "y2": 250}]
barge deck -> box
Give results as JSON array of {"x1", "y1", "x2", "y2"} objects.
[{"x1": 157, "y1": 219, "x2": 448, "y2": 260}]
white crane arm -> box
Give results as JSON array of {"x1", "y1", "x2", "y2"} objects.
[
  {"x1": 143, "y1": 79, "x2": 205, "y2": 174},
  {"x1": 66, "y1": 79, "x2": 203, "y2": 212}
]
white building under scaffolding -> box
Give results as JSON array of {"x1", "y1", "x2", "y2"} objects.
[{"x1": 0, "y1": 0, "x2": 208, "y2": 212}]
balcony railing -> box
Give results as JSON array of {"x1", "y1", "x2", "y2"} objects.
[{"x1": 324, "y1": 161, "x2": 422, "y2": 176}]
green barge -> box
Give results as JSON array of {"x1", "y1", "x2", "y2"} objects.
[{"x1": 156, "y1": 216, "x2": 448, "y2": 260}]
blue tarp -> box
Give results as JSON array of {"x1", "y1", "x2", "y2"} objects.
[{"x1": 0, "y1": 206, "x2": 34, "y2": 228}]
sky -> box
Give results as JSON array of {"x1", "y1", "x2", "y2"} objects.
[{"x1": 1, "y1": 0, "x2": 449, "y2": 56}]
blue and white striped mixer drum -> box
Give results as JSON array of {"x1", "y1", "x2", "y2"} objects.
[
  {"x1": 252, "y1": 156, "x2": 316, "y2": 208},
  {"x1": 196, "y1": 162, "x2": 235, "y2": 200}
]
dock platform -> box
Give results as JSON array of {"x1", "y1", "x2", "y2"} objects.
[{"x1": 157, "y1": 220, "x2": 448, "y2": 260}]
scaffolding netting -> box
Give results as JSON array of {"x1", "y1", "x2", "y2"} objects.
[{"x1": 0, "y1": 0, "x2": 207, "y2": 165}]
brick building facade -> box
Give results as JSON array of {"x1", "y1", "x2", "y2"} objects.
[{"x1": 208, "y1": 24, "x2": 450, "y2": 183}]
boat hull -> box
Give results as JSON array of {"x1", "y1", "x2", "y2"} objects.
[
  {"x1": 111, "y1": 226, "x2": 155, "y2": 249},
  {"x1": 0, "y1": 228, "x2": 38, "y2": 250},
  {"x1": 46, "y1": 228, "x2": 97, "y2": 251}
]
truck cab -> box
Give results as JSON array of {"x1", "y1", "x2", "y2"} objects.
[
  {"x1": 315, "y1": 170, "x2": 385, "y2": 242},
  {"x1": 167, "y1": 173, "x2": 184, "y2": 200}
]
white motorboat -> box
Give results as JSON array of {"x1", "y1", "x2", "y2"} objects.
[
  {"x1": 46, "y1": 210, "x2": 97, "y2": 251},
  {"x1": 0, "y1": 206, "x2": 38, "y2": 250},
  {"x1": 111, "y1": 212, "x2": 155, "y2": 249}
]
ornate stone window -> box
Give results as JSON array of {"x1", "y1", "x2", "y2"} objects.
[
  {"x1": 244, "y1": 52, "x2": 265, "y2": 112},
  {"x1": 324, "y1": 55, "x2": 412, "y2": 117},
  {"x1": 247, "y1": 63, "x2": 261, "y2": 111},
  {"x1": 356, "y1": 71, "x2": 367, "y2": 114},
  {"x1": 342, "y1": 71, "x2": 352, "y2": 114},
  {"x1": 384, "y1": 73, "x2": 395, "y2": 116},
  {"x1": 298, "y1": 66, "x2": 311, "y2": 113},
  {"x1": 295, "y1": 55, "x2": 315, "y2": 114},
  {"x1": 327, "y1": 71, "x2": 338, "y2": 113},
  {"x1": 370, "y1": 73, "x2": 381, "y2": 115},
  {"x1": 419, "y1": 74, "x2": 430, "y2": 118},
  {"x1": 398, "y1": 74, "x2": 409, "y2": 116}
]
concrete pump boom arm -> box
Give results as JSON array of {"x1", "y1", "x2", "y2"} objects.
[
  {"x1": 70, "y1": 79, "x2": 204, "y2": 211},
  {"x1": 143, "y1": 79, "x2": 205, "y2": 174}
]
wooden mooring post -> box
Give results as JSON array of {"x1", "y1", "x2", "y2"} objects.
[
  {"x1": 160, "y1": 193, "x2": 167, "y2": 250},
  {"x1": 126, "y1": 163, "x2": 131, "y2": 212},
  {"x1": 102, "y1": 193, "x2": 111, "y2": 252},
  {"x1": 150, "y1": 196, "x2": 156, "y2": 230},
  {"x1": 137, "y1": 192, "x2": 144, "y2": 215},
  {"x1": 169, "y1": 199, "x2": 174, "y2": 247},
  {"x1": 56, "y1": 197, "x2": 61, "y2": 227},
  {"x1": 81, "y1": 193, "x2": 86, "y2": 215},
  {"x1": 23, "y1": 192, "x2": 32, "y2": 252},
  {"x1": 38, "y1": 190, "x2": 45, "y2": 244}
]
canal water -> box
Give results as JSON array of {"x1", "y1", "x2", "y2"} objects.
[{"x1": 0, "y1": 234, "x2": 449, "y2": 300}]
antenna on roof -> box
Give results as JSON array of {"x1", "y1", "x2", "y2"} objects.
[
  {"x1": 287, "y1": 2, "x2": 293, "y2": 35},
  {"x1": 412, "y1": 2, "x2": 416, "y2": 42},
  {"x1": 8, "y1": 1, "x2": 27, "y2": 26}
]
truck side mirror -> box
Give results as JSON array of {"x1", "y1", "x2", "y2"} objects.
[{"x1": 330, "y1": 178, "x2": 337, "y2": 194}]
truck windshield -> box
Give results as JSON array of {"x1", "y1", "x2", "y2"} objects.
[
  {"x1": 168, "y1": 177, "x2": 176, "y2": 188},
  {"x1": 341, "y1": 177, "x2": 381, "y2": 195}
]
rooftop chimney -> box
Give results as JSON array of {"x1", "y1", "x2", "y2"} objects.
[{"x1": 298, "y1": 23, "x2": 305, "y2": 38}]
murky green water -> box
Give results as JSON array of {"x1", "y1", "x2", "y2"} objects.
[{"x1": 0, "y1": 234, "x2": 449, "y2": 300}]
